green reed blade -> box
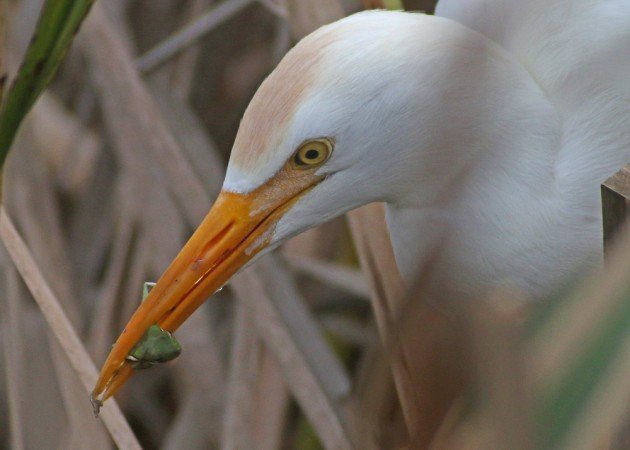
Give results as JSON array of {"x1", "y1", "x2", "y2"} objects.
[{"x1": 0, "y1": 0, "x2": 95, "y2": 170}]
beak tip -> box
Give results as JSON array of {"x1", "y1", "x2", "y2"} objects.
[
  {"x1": 90, "y1": 392, "x2": 103, "y2": 418},
  {"x1": 92, "y1": 189, "x2": 283, "y2": 410}
]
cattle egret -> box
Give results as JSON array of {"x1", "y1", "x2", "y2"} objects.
[{"x1": 92, "y1": 1, "x2": 630, "y2": 406}]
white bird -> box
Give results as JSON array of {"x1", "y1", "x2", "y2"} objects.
[{"x1": 93, "y1": 0, "x2": 630, "y2": 403}]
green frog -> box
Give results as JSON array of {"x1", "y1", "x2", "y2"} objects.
[{"x1": 126, "y1": 282, "x2": 181, "y2": 370}]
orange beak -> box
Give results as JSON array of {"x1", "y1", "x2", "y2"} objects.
[{"x1": 91, "y1": 167, "x2": 322, "y2": 409}]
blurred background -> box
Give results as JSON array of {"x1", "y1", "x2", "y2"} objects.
[{"x1": 0, "y1": 1, "x2": 628, "y2": 449}]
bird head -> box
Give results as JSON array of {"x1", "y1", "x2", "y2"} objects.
[{"x1": 92, "y1": 11, "x2": 449, "y2": 405}]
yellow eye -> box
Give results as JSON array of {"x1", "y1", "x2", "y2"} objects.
[{"x1": 292, "y1": 139, "x2": 333, "y2": 168}]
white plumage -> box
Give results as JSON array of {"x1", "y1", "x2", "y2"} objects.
[
  {"x1": 223, "y1": 1, "x2": 630, "y2": 300},
  {"x1": 424, "y1": 0, "x2": 630, "y2": 297}
]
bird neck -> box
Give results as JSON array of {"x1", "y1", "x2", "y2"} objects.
[{"x1": 381, "y1": 30, "x2": 564, "y2": 284}]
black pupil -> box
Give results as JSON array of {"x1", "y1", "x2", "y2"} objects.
[{"x1": 305, "y1": 149, "x2": 319, "y2": 160}]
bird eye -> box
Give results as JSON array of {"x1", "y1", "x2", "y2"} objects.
[{"x1": 292, "y1": 139, "x2": 333, "y2": 168}]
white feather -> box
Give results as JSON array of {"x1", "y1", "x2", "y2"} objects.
[{"x1": 226, "y1": 5, "x2": 630, "y2": 300}]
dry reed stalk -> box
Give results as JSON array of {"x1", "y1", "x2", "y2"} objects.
[
  {"x1": 428, "y1": 401, "x2": 498, "y2": 450},
  {"x1": 150, "y1": 90, "x2": 225, "y2": 198},
  {"x1": 66, "y1": 149, "x2": 116, "y2": 295},
  {"x1": 284, "y1": 219, "x2": 346, "y2": 263},
  {"x1": 144, "y1": 0, "x2": 227, "y2": 186},
  {"x1": 259, "y1": 256, "x2": 353, "y2": 401},
  {"x1": 0, "y1": 208, "x2": 141, "y2": 449},
  {"x1": 282, "y1": 254, "x2": 370, "y2": 299},
  {"x1": 1, "y1": 267, "x2": 25, "y2": 450},
  {"x1": 7, "y1": 202, "x2": 103, "y2": 447},
  {"x1": 251, "y1": 350, "x2": 291, "y2": 450},
  {"x1": 105, "y1": 0, "x2": 131, "y2": 28},
  {"x1": 347, "y1": 204, "x2": 421, "y2": 428},
  {"x1": 221, "y1": 300, "x2": 260, "y2": 449},
  {"x1": 50, "y1": 343, "x2": 112, "y2": 449},
  {"x1": 463, "y1": 289, "x2": 533, "y2": 449},
  {"x1": 321, "y1": 315, "x2": 374, "y2": 347},
  {"x1": 137, "y1": 0, "x2": 257, "y2": 73},
  {"x1": 90, "y1": 82, "x2": 186, "y2": 267},
  {"x1": 87, "y1": 191, "x2": 136, "y2": 362},
  {"x1": 353, "y1": 345, "x2": 407, "y2": 448},
  {"x1": 6, "y1": 131, "x2": 79, "y2": 325},
  {"x1": 231, "y1": 263, "x2": 358, "y2": 450},
  {"x1": 3, "y1": 308, "x2": 70, "y2": 448},
  {"x1": 602, "y1": 164, "x2": 630, "y2": 251},
  {"x1": 259, "y1": 0, "x2": 290, "y2": 19},
  {"x1": 119, "y1": 231, "x2": 153, "y2": 326},
  {"x1": 6, "y1": 126, "x2": 113, "y2": 448},
  {"x1": 162, "y1": 306, "x2": 227, "y2": 448},
  {"x1": 29, "y1": 94, "x2": 101, "y2": 196},
  {"x1": 7, "y1": 125, "x2": 97, "y2": 442},
  {"x1": 153, "y1": 0, "x2": 214, "y2": 102},
  {"x1": 426, "y1": 397, "x2": 469, "y2": 449},
  {"x1": 362, "y1": 239, "x2": 467, "y2": 449},
  {"x1": 82, "y1": 3, "x2": 212, "y2": 225}
]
